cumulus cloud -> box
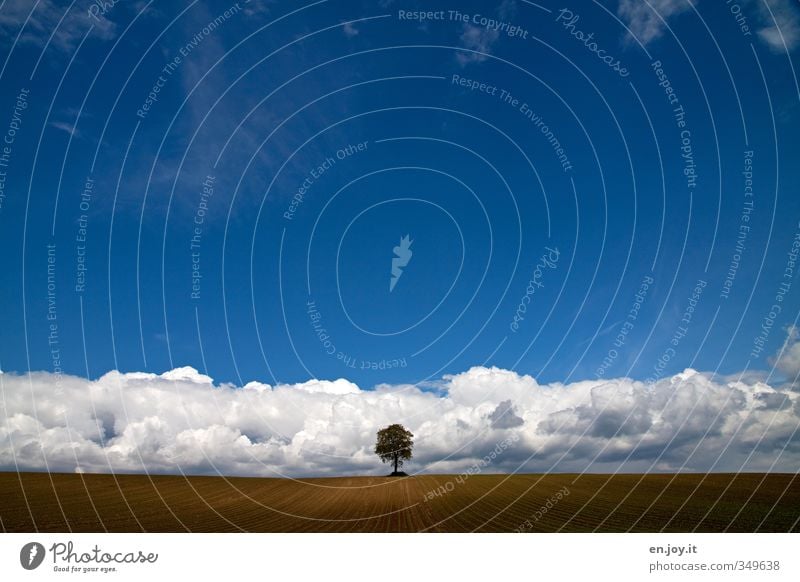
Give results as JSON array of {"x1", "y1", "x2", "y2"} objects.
[
  {"x1": 1, "y1": 364, "x2": 799, "y2": 477},
  {"x1": 0, "y1": 0, "x2": 116, "y2": 53},
  {"x1": 754, "y1": 0, "x2": 800, "y2": 52},
  {"x1": 488, "y1": 400, "x2": 525, "y2": 429},
  {"x1": 617, "y1": 0, "x2": 692, "y2": 45},
  {"x1": 770, "y1": 325, "x2": 800, "y2": 379}
]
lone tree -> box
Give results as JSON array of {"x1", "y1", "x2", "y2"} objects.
[{"x1": 375, "y1": 424, "x2": 414, "y2": 475}]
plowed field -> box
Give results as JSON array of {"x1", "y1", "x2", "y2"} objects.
[{"x1": 1, "y1": 472, "x2": 797, "y2": 532}]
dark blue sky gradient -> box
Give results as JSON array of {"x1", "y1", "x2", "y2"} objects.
[{"x1": 0, "y1": 0, "x2": 799, "y2": 389}]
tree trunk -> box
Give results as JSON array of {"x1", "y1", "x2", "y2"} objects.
[{"x1": 394, "y1": 454, "x2": 398, "y2": 473}]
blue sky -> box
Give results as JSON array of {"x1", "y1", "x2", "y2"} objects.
[{"x1": 1, "y1": 0, "x2": 799, "y2": 392}]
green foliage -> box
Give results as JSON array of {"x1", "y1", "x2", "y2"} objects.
[{"x1": 374, "y1": 424, "x2": 414, "y2": 471}]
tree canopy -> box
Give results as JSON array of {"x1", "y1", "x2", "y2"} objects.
[{"x1": 375, "y1": 424, "x2": 414, "y2": 474}]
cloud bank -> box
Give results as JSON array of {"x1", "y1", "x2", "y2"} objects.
[{"x1": 1, "y1": 363, "x2": 799, "y2": 477}]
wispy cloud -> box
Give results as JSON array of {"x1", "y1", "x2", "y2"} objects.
[
  {"x1": 454, "y1": 0, "x2": 518, "y2": 66},
  {"x1": 342, "y1": 21, "x2": 359, "y2": 38},
  {"x1": 617, "y1": 0, "x2": 691, "y2": 46},
  {"x1": 755, "y1": 0, "x2": 800, "y2": 52},
  {"x1": 241, "y1": 0, "x2": 275, "y2": 18},
  {"x1": 617, "y1": 0, "x2": 800, "y2": 52},
  {"x1": 456, "y1": 24, "x2": 500, "y2": 66},
  {"x1": 49, "y1": 120, "x2": 79, "y2": 136},
  {"x1": 498, "y1": 0, "x2": 519, "y2": 20},
  {"x1": 0, "y1": 0, "x2": 116, "y2": 53}
]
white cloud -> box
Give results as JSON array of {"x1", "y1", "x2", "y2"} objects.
[
  {"x1": 161, "y1": 366, "x2": 214, "y2": 384},
  {"x1": 755, "y1": 0, "x2": 800, "y2": 52},
  {"x1": 616, "y1": 0, "x2": 800, "y2": 52},
  {"x1": 456, "y1": 24, "x2": 500, "y2": 66},
  {"x1": 770, "y1": 325, "x2": 800, "y2": 378},
  {"x1": 617, "y1": 0, "x2": 692, "y2": 46},
  {"x1": 241, "y1": 0, "x2": 275, "y2": 18},
  {"x1": 342, "y1": 21, "x2": 359, "y2": 38},
  {"x1": 1, "y1": 364, "x2": 799, "y2": 477},
  {"x1": 0, "y1": 0, "x2": 116, "y2": 53},
  {"x1": 49, "y1": 121, "x2": 79, "y2": 136}
]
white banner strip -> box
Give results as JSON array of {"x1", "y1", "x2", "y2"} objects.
[{"x1": 1, "y1": 533, "x2": 798, "y2": 581}]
